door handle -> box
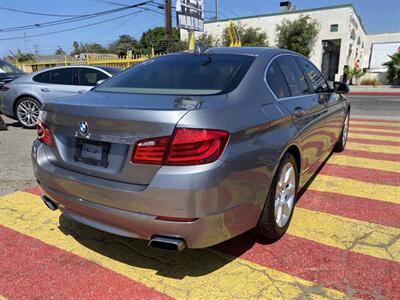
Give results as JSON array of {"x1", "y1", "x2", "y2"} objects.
[
  {"x1": 294, "y1": 106, "x2": 305, "y2": 117},
  {"x1": 41, "y1": 88, "x2": 50, "y2": 92}
]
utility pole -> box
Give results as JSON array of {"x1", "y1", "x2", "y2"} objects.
[
  {"x1": 165, "y1": 0, "x2": 173, "y2": 53},
  {"x1": 215, "y1": 0, "x2": 219, "y2": 21}
]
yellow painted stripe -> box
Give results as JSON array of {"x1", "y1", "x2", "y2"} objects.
[
  {"x1": 346, "y1": 142, "x2": 400, "y2": 154},
  {"x1": 328, "y1": 155, "x2": 400, "y2": 173},
  {"x1": 289, "y1": 208, "x2": 400, "y2": 262},
  {"x1": 308, "y1": 175, "x2": 400, "y2": 204},
  {"x1": 0, "y1": 296, "x2": 7, "y2": 300},
  {"x1": 0, "y1": 192, "x2": 346, "y2": 299},
  {"x1": 350, "y1": 128, "x2": 400, "y2": 134},
  {"x1": 349, "y1": 132, "x2": 400, "y2": 142},
  {"x1": 351, "y1": 120, "x2": 400, "y2": 128}
]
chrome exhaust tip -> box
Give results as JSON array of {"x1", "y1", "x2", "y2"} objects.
[
  {"x1": 148, "y1": 236, "x2": 187, "y2": 252},
  {"x1": 41, "y1": 195, "x2": 58, "y2": 211}
]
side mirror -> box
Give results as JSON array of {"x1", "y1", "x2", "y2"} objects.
[
  {"x1": 333, "y1": 81, "x2": 349, "y2": 94},
  {"x1": 96, "y1": 79, "x2": 106, "y2": 86}
]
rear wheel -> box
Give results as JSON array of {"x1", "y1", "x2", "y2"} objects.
[
  {"x1": 334, "y1": 112, "x2": 349, "y2": 152},
  {"x1": 15, "y1": 97, "x2": 41, "y2": 129},
  {"x1": 255, "y1": 153, "x2": 298, "y2": 240}
]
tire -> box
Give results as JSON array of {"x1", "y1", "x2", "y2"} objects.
[
  {"x1": 334, "y1": 112, "x2": 349, "y2": 152},
  {"x1": 255, "y1": 153, "x2": 298, "y2": 240},
  {"x1": 15, "y1": 97, "x2": 41, "y2": 129}
]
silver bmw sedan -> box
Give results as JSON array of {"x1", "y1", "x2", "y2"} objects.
[{"x1": 32, "y1": 47, "x2": 350, "y2": 251}]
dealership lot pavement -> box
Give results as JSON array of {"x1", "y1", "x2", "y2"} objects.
[{"x1": 0, "y1": 96, "x2": 399, "y2": 299}]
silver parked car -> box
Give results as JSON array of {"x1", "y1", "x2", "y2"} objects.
[
  {"x1": 32, "y1": 48, "x2": 350, "y2": 251},
  {"x1": 0, "y1": 65, "x2": 119, "y2": 128}
]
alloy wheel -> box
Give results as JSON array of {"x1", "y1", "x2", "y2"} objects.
[
  {"x1": 17, "y1": 99, "x2": 40, "y2": 128},
  {"x1": 274, "y1": 162, "x2": 296, "y2": 228}
]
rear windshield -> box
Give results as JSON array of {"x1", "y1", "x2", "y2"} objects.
[
  {"x1": 0, "y1": 60, "x2": 24, "y2": 75},
  {"x1": 95, "y1": 53, "x2": 255, "y2": 95}
]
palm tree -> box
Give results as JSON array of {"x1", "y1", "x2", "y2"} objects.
[
  {"x1": 344, "y1": 67, "x2": 364, "y2": 85},
  {"x1": 383, "y1": 52, "x2": 400, "y2": 85}
]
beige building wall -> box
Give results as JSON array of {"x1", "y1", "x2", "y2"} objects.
[{"x1": 181, "y1": 5, "x2": 372, "y2": 80}]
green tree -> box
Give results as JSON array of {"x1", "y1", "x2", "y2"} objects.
[
  {"x1": 276, "y1": 15, "x2": 319, "y2": 57},
  {"x1": 383, "y1": 52, "x2": 400, "y2": 84},
  {"x1": 344, "y1": 67, "x2": 365, "y2": 85},
  {"x1": 70, "y1": 41, "x2": 107, "y2": 55},
  {"x1": 14, "y1": 50, "x2": 36, "y2": 62},
  {"x1": 196, "y1": 33, "x2": 217, "y2": 48},
  {"x1": 108, "y1": 34, "x2": 139, "y2": 56},
  {"x1": 223, "y1": 23, "x2": 269, "y2": 47},
  {"x1": 139, "y1": 27, "x2": 186, "y2": 54}
]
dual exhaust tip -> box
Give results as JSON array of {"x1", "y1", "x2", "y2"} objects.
[{"x1": 41, "y1": 196, "x2": 187, "y2": 252}]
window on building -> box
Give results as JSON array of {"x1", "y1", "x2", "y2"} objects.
[
  {"x1": 330, "y1": 24, "x2": 339, "y2": 32},
  {"x1": 266, "y1": 61, "x2": 291, "y2": 99},
  {"x1": 276, "y1": 56, "x2": 310, "y2": 97}
]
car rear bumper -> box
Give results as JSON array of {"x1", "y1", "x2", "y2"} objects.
[{"x1": 32, "y1": 140, "x2": 264, "y2": 248}]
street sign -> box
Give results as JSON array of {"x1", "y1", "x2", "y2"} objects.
[{"x1": 176, "y1": 0, "x2": 204, "y2": 32}]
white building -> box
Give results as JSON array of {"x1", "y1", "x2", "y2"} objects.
[{"x1": 181, "y1": 3, "x2": 400, "y2": 82}]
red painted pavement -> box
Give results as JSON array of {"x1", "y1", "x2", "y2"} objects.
[
  {"x1": 339, "y1": 149, "x2": 400, "y2": 162},
  {"x1": 215, "y1": 233, "x2": 400, "y2": 300},
  {"x1": 350, "y1": 123, "x2": 400, "y2": 130},
  {"x1": 350, "y1": 129, "x2": 400, "y2": 137},
  {"x1": 320, "y1": 163, "x2": 400, "y2": 185},
  {"x1": 0, "y1": 225, "x2": 170, "y2": 300},
  {"x1": 347, "y1": 137, "x2": 400, "y2": 147},
  {"x1": 350, "y1": 118, "x2": 400, "y2": 124},
  {"x1": 297, "y1": 190, "x2": 400, "y2": 228}
]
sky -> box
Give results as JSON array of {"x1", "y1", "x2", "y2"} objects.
[{"x1": 0, "y1": 0, "x2": 399, "y2": 57}]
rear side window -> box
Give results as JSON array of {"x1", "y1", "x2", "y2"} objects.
[
  {"x1": 276, "y1": 56, "x2": 310, "y2": 96},
  {"x1": 296, "y1": 57, "x2": 329, "y2": 93},
  {"x1": 266, "y1": 61, "x2": 291, "y2": 99},
  {"x1": 78, "y1": 68, "x2": 108, "y2": 86},
  {"x1": 95, "y1": 53, "x2": 255, "y2": 95},
  {"x1": 33, "y1": 71, "x2": 50, "y2": 83},
  {"x1": 50, "y1": 68, "x2": 74, "y2": 85}
]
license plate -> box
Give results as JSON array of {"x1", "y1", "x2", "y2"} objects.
[{"x1": 74, "y1": 139, "x2": 110, "y2": 167}]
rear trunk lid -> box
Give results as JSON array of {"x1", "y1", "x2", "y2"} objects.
[{"x1": 41, "y1": 91, "x2": 226, "y2": 185}]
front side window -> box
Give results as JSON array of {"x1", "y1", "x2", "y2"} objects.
[
  {"x1": 266, "y1": 61, "x2": 291, "y2": 99},
  {"x1": 50, "y1": 68, "x2": 74, "y2": 85},
  {"x1": 95, "y1": 53, "x2": 255, "y2": 95},
  {"x1": 33, "y1": 71, "x2": 50, "y2": 83},
  {"x1": 78, "y1": 68, "x2": 108, "y2": 86},
  {"x1": 276, "y1": 56, "x2": 310, "y2": 97},
  {"x1": 296, "y1": 58, "x2": 329, "y2": 93}
]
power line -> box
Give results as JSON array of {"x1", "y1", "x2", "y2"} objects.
[
  {"x1": 0, "y1": 2, "x2": 151, "y2": 33},
  {"x1": 0, "y1": 10, "x2": 145, "y2": 41},
  {"x1": 0, "y1": 6, "x2": 83, "y2": 17}
]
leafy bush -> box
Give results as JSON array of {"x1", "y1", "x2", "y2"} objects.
[
  {"x1": 275, "y1": 15, "x2": 319, "y2": 57},
  {"x1": 383, "y1": 52, "x2": 400, "y2": 84},
  {"x1": 344, "y1": 67, "x2": 365, "y2": 85},
  {"x1": 360, "y1": 78, "x2": 382, "y2": 86}
]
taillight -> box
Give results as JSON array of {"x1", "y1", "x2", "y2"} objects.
[
  {"x1": 131, "y1": 128, "x2": 229, "y2": 166},
  {"x1": 132, "y1": 136, "x2": 170, "y2": 164},
  {"x1": 37, "y1": 120, "x2": 53, "y2": 147}
]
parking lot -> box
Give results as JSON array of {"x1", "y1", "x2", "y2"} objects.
[{"x1": 0, "y1": 95, "x2": 399, "y2": 299}]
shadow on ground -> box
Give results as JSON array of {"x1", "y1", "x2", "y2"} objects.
[{"x1": 56, "y1": 150, "x2": 333, "y2": 279}]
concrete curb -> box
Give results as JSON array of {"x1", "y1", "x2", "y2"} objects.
[{"x1": 348, "y1": 92, "x2": 400, "y2": 96}]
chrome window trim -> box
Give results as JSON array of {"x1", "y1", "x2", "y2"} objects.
[{"x1": 264, "y1": 53, "x2": 320, "y2": 101}]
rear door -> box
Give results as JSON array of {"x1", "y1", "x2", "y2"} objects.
[
  {"x1": 296, "y1": 57, "x2": 346, "y2": 150},
  {"x1": 76, "y1": 67, "x2": 110, "y2": 93},
  {"x1": 271, "y1": 55, "x2": 328, "y2": 175},
  {"x1": 35, "y1": 68, "x2": 80, "y2": 101}
]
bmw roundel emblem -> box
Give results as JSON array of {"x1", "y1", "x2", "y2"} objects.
[{"x1": 79, "y1": 121, "x2": 89, "y2": 135}]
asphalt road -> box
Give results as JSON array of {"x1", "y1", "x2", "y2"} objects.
[{"x1": 0, "y1": 95, "x2": 399, "y2": 195}]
